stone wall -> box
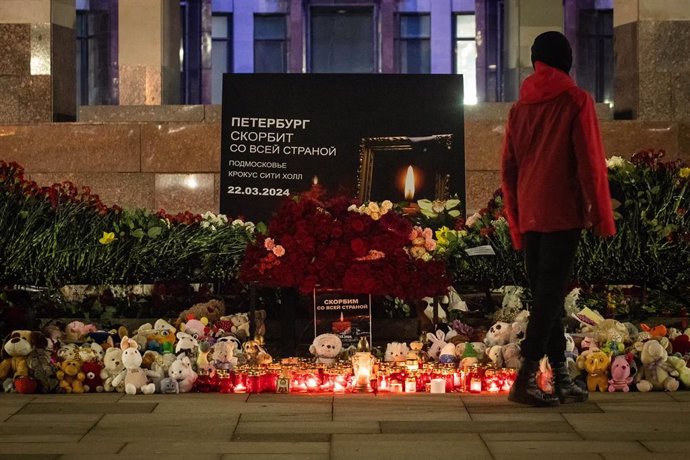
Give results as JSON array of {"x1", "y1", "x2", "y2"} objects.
[{"x1": 0, "y1": 104, "x2": 686, "y2": 217}]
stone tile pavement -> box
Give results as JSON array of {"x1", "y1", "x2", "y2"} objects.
[{"x1": 0, "y1": 391, "x2": 688, "y2": 459}]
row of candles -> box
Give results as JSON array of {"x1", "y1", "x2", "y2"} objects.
[{"x1": 194, "y1": 361, "x2": 517, "y2": 395}]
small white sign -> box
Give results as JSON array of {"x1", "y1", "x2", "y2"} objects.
[{"x1": 465, "y1": 245, "x2": 496, "y2": 256}]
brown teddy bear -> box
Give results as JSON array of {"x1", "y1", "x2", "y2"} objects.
[
  {"x1": 175, "y1": 299, "x2": 226, "y2": 328},
  {"x1": 0, "y1": 330, "x2": 44, "y2": 381},
  {"x1": 57, "y1": 359, "x2": 86, "y2": 393}
]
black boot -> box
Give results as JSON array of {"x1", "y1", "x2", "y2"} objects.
[
  {"x1": 552, "y1": 362, "x2": 588, "y2": 404},
  {"x1": 508, "y1": 360, "x2": 559, "y2": 407}
]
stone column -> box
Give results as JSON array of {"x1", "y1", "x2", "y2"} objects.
[
  {"x1": 0, "y1": 0, "x2": 76, "y2": 122},
  {"x1": 431, "y1": 0, "x2": 452, "y2": 73},
  {"x1": 503, "y1": 0, "x2": 563, "y2": 101},
  {"x1": 614, "y1": 0, "x2": 690, "y2": 123},
  {"x1": 233, "y1": 0, "x2": 254, "y2": 73},
  {"x1": 118, "y1": 0, "x2": 180, "y2": 105}
]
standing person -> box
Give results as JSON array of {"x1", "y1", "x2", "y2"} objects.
[{"x1": 501, "y1": 31, "x2": 616, "y2": 407}]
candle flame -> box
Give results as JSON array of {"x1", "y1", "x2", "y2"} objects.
[
  {"x1": 312, "y1": 176, "x2": 319, "y2": 185},
  {"x1": 404, "y1": 166, "x2": 415, "y2": 201},
  {"x1": 339, "y1": 312, "x2": 344, "y2": 322}
]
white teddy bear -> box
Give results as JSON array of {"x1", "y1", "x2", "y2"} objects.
[
  {"x1": 309, "y1": 334, "x2": 342, "y2": 365},
  {"x1": 384, "y1": 342, "x2": 410, "y2": 362},
  {"x1": 484, "y1": 321, "x2": 512, "y2": 347},
  {"x1": 101, "y1": 347, "x2": 125, "y2": 393}
]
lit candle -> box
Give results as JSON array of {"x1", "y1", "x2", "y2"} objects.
[
  {"x1": 404, "y1": 165, "x2": 415, "y2": 200},
  {"x1": 333, "y1": 381, "x2": 346, "y2": 393},
  {"x1": 430, "y1": 378, "x2": 446, "y2": 394},
  {"x1": 488, "y1": 381, "x2": 500, "y2": 393},
  {"x1": 470, "y1": 377, "x2": 482, "y2": 393},
  {"x1": 233, "y1": 383, "x2": 246, "y2": 394},
  {"x1": 312, "y1": 176, "x2": 319, "y2": 185},
  {"x1": 390, "y1": 382, "x2": 403, "y2": 393},
  {"x1": 379, "y1": 376, "x2": 389, "y2": 392},
  {"x1": 405, "y1": 377, "x2": 417, "y2": 393},
  {"x1": 306, "y1": 376, "x2": 320, "y2": 392}
]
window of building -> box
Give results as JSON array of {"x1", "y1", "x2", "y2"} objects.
[
  {"x1": 254, "y1": 14, "x2": 288, "y2": 73},
  {"x1": 310, "y1": 7, "x2": 376, "y2": 73},
  {"x1": 454, "y1": 14, "x2": 477, "y2": 105},
  {"x1": 396, "y1": 14, "x2": 430, "y2": 74},
  {"x1": 577, "y1": 9, "x2": 613, "y2": 104},
  {"x1": 76, "y1": 8, "x2": 110, "y2": 106},
  {"x1": 211, "y1": 13, "x2": 233, "y2": 104}
]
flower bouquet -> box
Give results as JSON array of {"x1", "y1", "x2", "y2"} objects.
[{"x1": 240, "y1": 189, "x2": 449, "y2": 300}]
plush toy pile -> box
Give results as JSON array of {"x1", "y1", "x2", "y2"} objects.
[
  {"x1": 4, "y1": 294, "x2": 690, "y2": 396},
  {"x1": 0, "y1": 300, "x2": 271, "y2": 395}
]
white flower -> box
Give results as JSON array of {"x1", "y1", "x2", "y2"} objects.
[
  {"x1": 231, "y1": 219, "x2": 244, "y2": 227},
  {"x1": 466, "y1": 212, "x2": 482, "y2": 228},
  {"x1": 201, "y1": 221, "x2": 210, "y2": 229},
  {"x1": 348, "y1": 204, "x2": 358, "y2": 212},
  {"x1": 606, "y1": 156, "x2": 627, "y2": 169},
  {"x1": 381, "y1": 200, "x2": 393, "y2": 212}
]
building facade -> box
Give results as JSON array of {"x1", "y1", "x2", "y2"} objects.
[{"x1": 72, "y1": 0, "x2": 614, "y2": 109}]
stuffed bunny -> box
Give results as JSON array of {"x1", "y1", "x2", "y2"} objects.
[
  {"x1": 112, "y1": 336, "x2": 157, "y2": 395},
  {"x1": 426, "y1": 330, "x2": 448, "y2": 361}
]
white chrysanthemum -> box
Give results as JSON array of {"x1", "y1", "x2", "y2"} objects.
[{"x1": 606, "y1": 156, "x2": 627, "y2": 169}]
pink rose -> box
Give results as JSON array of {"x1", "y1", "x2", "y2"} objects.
[
  {"x1": 272, "y1": 245, "x2": 285, "y2": 257},
  {"x1": 264, "y1": 238, "x2": 276, "y2": 251}
]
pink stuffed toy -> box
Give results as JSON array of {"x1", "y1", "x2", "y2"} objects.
[{"x1": 608, "y1": 353, "x2": 634, "y2": 392}]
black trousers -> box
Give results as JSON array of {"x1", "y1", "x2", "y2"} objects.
[{"x1": 520, "y1": 229, "x2": 581, "y2": 364}]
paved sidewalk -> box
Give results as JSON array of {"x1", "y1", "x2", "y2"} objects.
[{"x1": 1, "y1": 391, "x2": 689, "y2": 459}]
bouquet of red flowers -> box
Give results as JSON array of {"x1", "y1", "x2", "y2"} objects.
[{"x1": 240, "y1": 189, "x2": 449, "y2": 299}]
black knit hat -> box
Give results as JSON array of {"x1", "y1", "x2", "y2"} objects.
[{"x1": 531, "y1": 31, "x2": 572, "y2": 74}]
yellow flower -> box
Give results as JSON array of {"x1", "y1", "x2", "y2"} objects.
[
  {"x1": 680, "y1": 167, "x2": 690, "y2": 179},
  {"x1": 435, "y1": 226, "x2": 450, "y2": 246},
  {"x1": 99, "y1": 231, "x2": 116, "y2": 245}
]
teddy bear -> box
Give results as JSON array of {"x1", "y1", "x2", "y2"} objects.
[
  {"x1": 211, "y1": 339, "x2": 238, "y2": 370},
  {"x1": 459, "y1": 342, "x2": 479, "y2": 367},
  {"x1": 310, "y1": 334, "x2": 342, "y2": 365},
  {"x1": 176, "y1": 299, "x2": 226, "y2": 328},
  {"x1": 582, "y1": 319, "x2": 630, "y2": 346},
  {"x1": 101, "y1": 347, "x2": 125, "y2": 392},
  {"x1": 426, "y1": 330, "x2": 448, "y2": 361},
  {"x1": 82, "y1": 361, "x2": 104, "y2": 393},
  {"x1": 384, "y1": 342, "x2": 410, "y2": 363},
  {"x1": 407, "y1": 341, "x2": 426, "y2": 363},
  {"x1": 141, "y1": 350, "x2": 176, "y2": 392},
  {"x1": 667, "y1": 355, "x2": 690, "y2": 389},
  {"x1": 180, "y1": 317, "x2": 209, "y2": 339},
  {"x1": 26, "y1": 334, "x2": 58, "y2": 393},
  {"x1": 484, "y1": 322, "x2": 512, "y2": 347},
  {"x1": 636, "y1": 340, "x2": 680, "y2": 392},
  {"x1": 57, "y1": 359, "x2": 86, "y2": 393},
  {"x1": 486, "y1": 345, "x2": 504, "y2": 367},
  {"x1": 63, "y1": 321, "x2": 97, "y2": 343},
  {"x1": 0, "y1": 330, "x2": 41, "y2": 383},
  {"x1": 160, "y1": 354, "x2": 197, "y2": 393},
  {"x1": 577, "y1": 350, "x2": 610, "y2": 392},
  {"x1": 608, "y1": 354, "x2": 634, "y2": 392},
  {"x1": 242, "y1": 339, "x2": 272, "y2": 366},
  {"x1": 175, "y1": 332, "x2": 199, "y2": 358},
  {"x1": 111, "y1": 336, "x2": 157, "y2": 395},
  {"x1": 78, "y1": 342, "x2": 104, "y2": 363},
  {"x1": 501, "y1": 342, "x2": 522, "y2": 369}
]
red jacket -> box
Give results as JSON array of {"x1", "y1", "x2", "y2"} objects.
[{"x1": 501, "y1": 62, "x2": 616, "y2": 250}]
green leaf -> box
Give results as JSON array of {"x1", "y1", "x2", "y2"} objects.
[
  {"x1": 147, "y1": 227, "x2": 162, "y2": 238},
  {"x1": 445, "y1": 199, "x2": 461, "y2": 210},
  {"x1": 132, "y1": 228, "x2": 145, "y2": 239},
  {"x1": 256, "y1": 222, "x2": 268, "y2": 235},
  {"x1": 448, "y1": 210, "x2": 461, "y2": 217}
]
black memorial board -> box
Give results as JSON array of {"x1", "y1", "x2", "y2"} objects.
[
  {"x1": 220, "y1": 74, "x2": 465, "y2": 222},
  {"x1": 313, "y1": 288, "x2": 372, "y2": 349}
]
